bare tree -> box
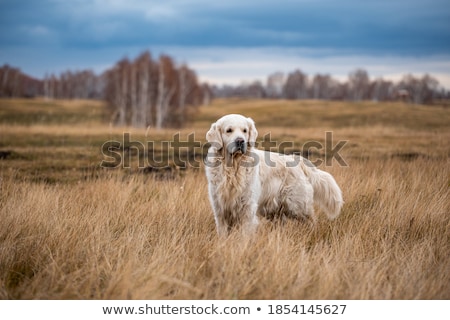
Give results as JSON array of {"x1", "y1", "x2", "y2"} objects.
[
  {"x1": 135, "y1": 51, "x2": 153, "y2": 128},
  {"x1": 1, "y1": 65, "x2": 11, "y2": 95},
  {"x1": 47, "y1": 74, "x2": 57, "y2": 100},
  {"x1": 0, "y1": 65, "x2": 42, "y2": 98},
  {"x1": 201, "y1": 83, "x2": 212, "y2": 106},
  {"x1": 155, "y1": 55, "x2": 177, "y2": 129},
  {"x1": 311, "y1": 74, "x2": 335, "y2": 100},
  {"x1": 398, "y1": 74, "x2": 440, "y2": 104},
  {"x1": 103, "y1": 51, "x2": 202, "y2": 128},
  {"x1": 129, "y1": 62, "x2": 139, "y2": 127},
  {"x1": 348, "y1": 69, "x2": 370, "y2": 101},
  {"x1": 43, "y1": 73, "x2": 50, "y2": 100},
  {"x1": 177, "y1": 64, "x2": 198, "y2": 124},
  {"x1": 107, "y1": 59, "x2": 131, "y2": 126},
  {"x1": 370, "y1": 78, "x2": 394, "y2": 102},
  {"x1": 419, "y1": 74, "x2": 439, "y2": 104},
  {"x1": 266, "y1": 72, "x2": 285, "y2": 98},
  {"x1": 247, "y1": 81, "x2": 266, "y2": 98},
  {"x1": 283, "y1": 69, "x2": 308, "y2": 99},
  {"x1": 0, "y1": 65, "x2": 19, "y2": 97}
]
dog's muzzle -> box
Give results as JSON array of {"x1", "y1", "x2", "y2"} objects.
[{"x1": 228, "y1": 137, "x2": 247, "y2": 155}]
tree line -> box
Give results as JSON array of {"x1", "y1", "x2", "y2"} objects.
[
  {"x1": 0, "y1": 64, "x2": 42, "y2": 98},
  {"x1": 212, "y1": 69, "x2": 448, "y2": 104},
  {"x1": 1, "y1": 60, "x2": 449, "y2": 128},
  {"x1": 103, "y1": 52, "x2": 209, "y2": 129},
  {"x1": 0, "y1": 64, "x2": 104, "y2": 100},
  {"x1": 43, "y1": 70, "x2": 103, "y2": 100},
  {"x1": 0, "y1": 51, "x2": 210, "y2": 128}
]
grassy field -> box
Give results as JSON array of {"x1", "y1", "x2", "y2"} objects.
[{"x1": 0, "y1": 98, "x2": 449, "y2": 299}]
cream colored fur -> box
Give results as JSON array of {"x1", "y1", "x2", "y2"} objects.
[{"x1": 205, "y1": 114, "x2": 343, "y2": 236}]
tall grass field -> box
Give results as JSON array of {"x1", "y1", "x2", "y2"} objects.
[{"x1": 0, "y1": 98, "x2": 449, "y2": 299}]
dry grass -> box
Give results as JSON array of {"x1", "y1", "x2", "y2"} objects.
[{"x1": 0, "y1": 98, "x2": 449, "y2": 299}]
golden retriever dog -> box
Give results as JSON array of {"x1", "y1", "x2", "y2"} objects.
[{"x1": 205, "y1": 114, "x2": 343, "y2": 236}]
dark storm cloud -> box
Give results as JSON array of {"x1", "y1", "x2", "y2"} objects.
[{"x1": 1, "y1": 0, "x2": 449, "y2": 84}]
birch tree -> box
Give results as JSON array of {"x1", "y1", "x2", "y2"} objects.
[
  {"x1": 370, "y1": 78, "x2": 393, "y2": 102},
  {"x1": 266, "y1": 72, "x2": 285, "y2": 98},
  {"x1": 177, "y1": 64, "x2": 198, "y2": 124},
  {"x1": 311, "y1": 74, "x2": 335, "y2": 100},
  {"x1": 283, "y1": 69, "x2": 308, "y2": 99},
  {"x1": 104, "y1": 51, "x2": 202, "y2": 128},
  {"x1": 155, "y1": 55, "x2": 176, "y2": 129},
  {"x1": 130, "y1": 62, "x2": 138, "y2": 127},
  {"x1": 348, "y1": 69, "x2": 369, "y2": 101},
  {"x1": 136, "y1": 51, "x2": 152, "y2": 128},
  {"x1": 108, "y1": 59, "x2": 130, "y2": 126}
]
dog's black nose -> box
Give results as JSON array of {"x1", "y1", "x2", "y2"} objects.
[{"x1": 235, "y1": 138, "x2": 245, "y2": 148}]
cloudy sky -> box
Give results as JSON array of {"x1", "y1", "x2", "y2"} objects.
[{"x1": 1, "y1": 0, "x2": 450, "y2": 87}]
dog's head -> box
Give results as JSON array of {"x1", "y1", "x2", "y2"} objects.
[{"x1": 206, "y1": 114, "x2": 258, "y2": 156}]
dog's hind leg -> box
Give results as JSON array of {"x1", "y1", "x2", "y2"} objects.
[{"x1": 282, "y1": 182, "x2": 316, "y2": 223}]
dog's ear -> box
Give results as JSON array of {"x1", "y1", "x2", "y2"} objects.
[
  {"x1": 247, "y1": 117, "x2": 258, "y2": 147},
  {"x1": 206, "y1": 122, "x2": 223, "y2": 151}
]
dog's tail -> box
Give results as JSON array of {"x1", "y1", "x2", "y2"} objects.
[{"x1": 302, "y1": 160, "x2": 343, "y2": 219}]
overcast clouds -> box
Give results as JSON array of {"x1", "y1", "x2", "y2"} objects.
[{"x1": 1, "y1": 0, "x2": 450, "y2": 87}]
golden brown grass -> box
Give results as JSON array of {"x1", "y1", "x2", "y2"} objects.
[{"x1": 0, "y1": 98, "x2": 449, "y2": 299}]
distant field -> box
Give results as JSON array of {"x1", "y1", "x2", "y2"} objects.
[{"x1": 0, "y1": 98, "x2": 449, "y2": 299}]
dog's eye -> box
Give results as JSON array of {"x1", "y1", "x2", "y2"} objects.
[
  {"x1": 226, "y1": 128, "x2": 233, "y2": 133},
  {"x1": 243, "y1": 129, "x2": 247, "y2": 133}
]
